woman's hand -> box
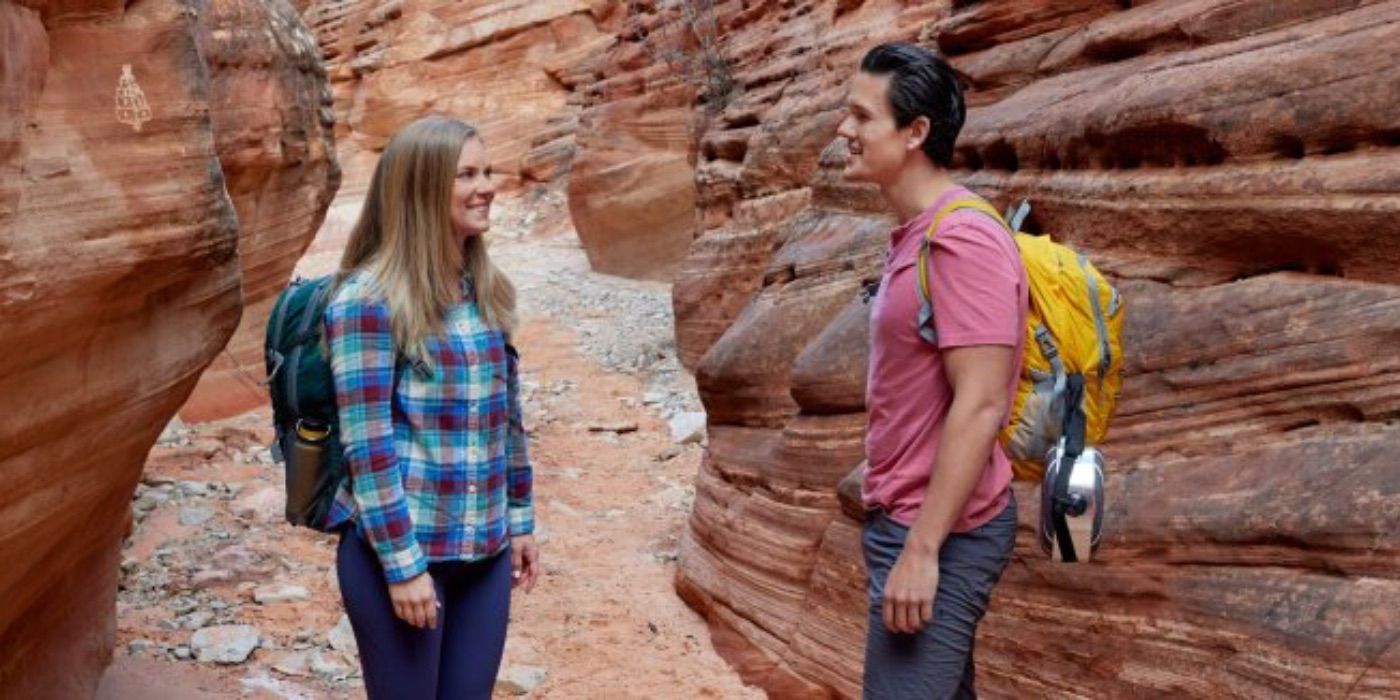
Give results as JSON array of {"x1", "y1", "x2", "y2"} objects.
[
  {"x1": 387, "y1": 572, "x2": 438, "y2": 629},
  {"x1": 511, "y1": 534, "x2": 540, "y2": 593}
]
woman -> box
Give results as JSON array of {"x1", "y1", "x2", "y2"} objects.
[{"x1": 322, "y1": 115, "x2": 540, "y2": 699}]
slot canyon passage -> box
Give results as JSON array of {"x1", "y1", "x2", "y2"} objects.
[{"x1": 1, "y1": 0, "x2": 1397, "y2": 698}]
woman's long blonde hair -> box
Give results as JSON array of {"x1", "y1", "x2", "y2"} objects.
[{"x1": 338, "y1": 116, "x2": 516, "y2": 358}]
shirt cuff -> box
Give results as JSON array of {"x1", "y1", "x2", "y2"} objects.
[
  {"x1": 378, "y1": 540, "x2": 429, "y2": 583},
  {"x1": 508, "y1": 504, "x2": 535, "y2": 537}
]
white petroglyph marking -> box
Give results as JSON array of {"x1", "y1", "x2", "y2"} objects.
[{"x1": 115, "y1": 64, "x2": 153, "y2": 132}]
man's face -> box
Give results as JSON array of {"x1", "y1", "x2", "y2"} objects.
[{"x1": 836, "y1": 71, "x2": 915, "y2": 186}]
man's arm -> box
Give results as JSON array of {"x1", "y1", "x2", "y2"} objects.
[{"x1": 881, "y1": 344, "x2": 1015, "y2": 633}]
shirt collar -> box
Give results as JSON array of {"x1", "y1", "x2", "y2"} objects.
[{"x1": 889, "y1": 186, "x2": 971, "y2": 252}]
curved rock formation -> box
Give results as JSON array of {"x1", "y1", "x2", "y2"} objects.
[
  {"x1": 671, "y1": 1, "x2": 1400, "y2": 697},
  {"x1": 178, "y1": 0, "x2": 341, "y2": 422},
  {"x1": 0, "y1": 2, "x2": 240, "y2": 696},
  {"x1": 568, "y1": 82, "x2": 697, "y2": 280},
  {"x1": 0, "y1": 0, "x2": 336, "y2": 694},
  {"x1": 300, "y1": 1, "x2": 708, "y2": 280}
]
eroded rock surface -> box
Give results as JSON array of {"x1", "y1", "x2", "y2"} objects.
[
  {"x1": 0, "y1": 2, "x2": 242, "y2": 696},
  {"x1": 301, "y1": 0, "x2": 622, "y2": 191}
]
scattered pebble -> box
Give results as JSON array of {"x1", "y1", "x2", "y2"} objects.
[
  {"x1": 327, "y1": 614, "x2": 358, "y2": 657},
  {"x1": 253, "y1": 583, "x2": 311, "y2": 605},
  {"x1": 179, "y1": 506, "x2": 215, "y2": 527},
  {"x1": 272, "y1": 650, "x2": 310, "y2": 677},
  {"x1": 668, "y1": 412, "x2": 708, "y2": 445},
  {"x1": 496, "y1": 664, "x2": 548, "y2": 695},
  {"x1": 190, "y1": 624, "x2": 260, "y2": 664},
  {"x1": 588, "y1": 421, "x2": 639, "y2": 434},
  {"x1": 309, "y1": 650, "x2": 354, "y2": 682}
]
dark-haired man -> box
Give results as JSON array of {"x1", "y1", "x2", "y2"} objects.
[{"x1": 837, "y1": 42, "x2": 1028, "y2": 699}]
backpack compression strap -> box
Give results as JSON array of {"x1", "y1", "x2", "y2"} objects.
[
  {"x1": 1053, "y1": 374, "x2": 1089, "y2": 563},
  {"x1": 915, "y1": 197, "x2": 1012, "y2": 344}
]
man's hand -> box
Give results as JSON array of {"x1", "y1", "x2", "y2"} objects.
[
  {"x1": 511, "y1": 534, "x2": 540, "y2": 593},
  {"x1": 882, "y1": 543, "x2": 939, "y2": 634}
]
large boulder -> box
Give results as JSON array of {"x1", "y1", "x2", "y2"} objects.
[
  {"x1": 666, "y1": 1, "x2": 1400, "y2": 697},
  {"x1": 568, "y1": 84, "x2": 698, "y2": 280}
]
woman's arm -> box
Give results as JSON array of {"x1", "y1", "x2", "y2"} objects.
[
  {"x1": 504, "y1": 342, "x2": 540, "y2": 592},
  {"x1": 326, "y1": 292, "x2": 427, "y2": 584},
  {"x1": 503, "y1": 342, "x2": 536, "y2": 538}
]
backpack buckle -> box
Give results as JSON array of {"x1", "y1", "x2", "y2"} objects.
[
  {"x1": 263, "y1": 350, "x2": 285, "y2": 386},
  {"x1": 859, "y1": 280, "x2": 880, "y2": 304}
]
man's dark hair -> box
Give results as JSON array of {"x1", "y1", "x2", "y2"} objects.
[{"x1": 859, "y1": 42, "x2": 965, "y2": 168}]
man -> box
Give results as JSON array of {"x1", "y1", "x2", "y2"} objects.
[{"x1": 836, "y1": 43, "x2": 1028, "y2": 698}]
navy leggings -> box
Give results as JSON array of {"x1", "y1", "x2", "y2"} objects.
[{"x1": 337, "y1": 527, "x2": 512, "y2": 700}]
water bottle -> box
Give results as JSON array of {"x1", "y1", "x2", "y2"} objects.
[{"x1": 285, "y1": 417, "x2": 330, "y2": 524}]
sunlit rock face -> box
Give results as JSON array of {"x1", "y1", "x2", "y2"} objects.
[{"x1": 669, "y1": 1, "x2": 1400, "y2": 697}]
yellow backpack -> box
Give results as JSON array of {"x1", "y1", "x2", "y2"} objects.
[{"x1": 916, "y1": 197, "x2": 1124, "y2": 481}]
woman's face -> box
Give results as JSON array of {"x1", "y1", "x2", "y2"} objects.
[{"x1": 450, "y1": 137, "x2": 495, "y2": 242}]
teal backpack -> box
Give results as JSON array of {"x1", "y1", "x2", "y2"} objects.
[{"x1": 263, "y1": 276, "x2": 346, "y2": 531}]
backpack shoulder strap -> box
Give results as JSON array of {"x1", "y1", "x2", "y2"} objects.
[
  {"x1": 316, "y1": 273, "x2": 409, "y2": 399},
  {"x1": 914, "y1": 197, "x2": 1012, "y2": 344}
]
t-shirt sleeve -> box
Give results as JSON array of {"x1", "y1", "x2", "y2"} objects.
[{"x1": 928, "y1": 221, "x2": 1022, "y2": 349}]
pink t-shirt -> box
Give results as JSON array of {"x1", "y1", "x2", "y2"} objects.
[{"x1": 862, "y1": 187, "x2": 1028, "y2": 531}]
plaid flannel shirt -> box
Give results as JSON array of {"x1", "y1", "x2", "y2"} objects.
[{"x1": 323, "y1": 270, "x2": 534, "y2": 583}]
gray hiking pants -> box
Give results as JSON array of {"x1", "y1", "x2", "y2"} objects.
[{"x1": 862, "y1": 496, "x2": 1017, "y2": 699}]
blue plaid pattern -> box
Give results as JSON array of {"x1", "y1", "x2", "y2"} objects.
[{"x1": 323, "y1": 270, "x2": 535, "y2": 583}]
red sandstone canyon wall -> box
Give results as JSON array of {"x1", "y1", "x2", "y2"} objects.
[
  {"x1": 0, "y1": 0, "x2": 336, "y2": 694},
  {"x1": 565, "y1": 2, "x2": 703, "y2": 280},
  {"x1": 179, "y1": 0, "x2": 341, "y2": 422},
  {"x1": 667, "y1": 1, "x2": 1400, "y2": 697},
  {"x1": 301, "y1": 0, "x2": 622, "y2": 192},
  {"x1": 300, "y1": 0, "x2": 705, "y2": 280}
]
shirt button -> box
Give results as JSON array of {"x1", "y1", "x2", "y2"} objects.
[{"x1": 467, "y1": 484, "x2": 477, "y2": 494}]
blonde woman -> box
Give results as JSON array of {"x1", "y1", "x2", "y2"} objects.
[{"x1": 323, "y1": 116, "x2": 539, "y2": 699}]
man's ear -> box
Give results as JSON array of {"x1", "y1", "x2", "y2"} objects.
[{"x1": 906, "y1": 115, "x2": 931, "y2": 153}]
